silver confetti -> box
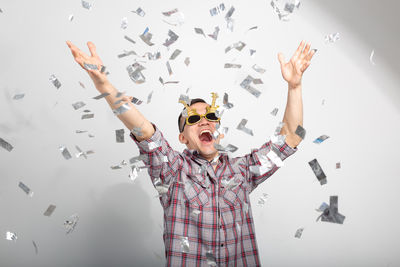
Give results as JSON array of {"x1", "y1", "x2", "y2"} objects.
[
  {"x1": 143, "y1": 51, "x2": 161, "y2": 60},
  {"x1": 166, "y1": 61, "x2": 173, "y2": 75},
  {"x1": 336, "y1": 162, "x2": 341, "y2": 169},
  {"x1": 64, "y1": 214, "x2": 79, "y2": 234},
  {"x1": 147, "y1": 91, "x2": 153, "y2": 104},
  {"x1": 325, "y1": 32, "x2": 340, "y2": 43},
  {"x1": 59, "y1": 145, "x2": 72, "y2": 160},
  {"x1": 313, "y1": 135, "x2": 329, "y2": 144},
  {"x1": 240, "y1": 75, "x2": 261, "y2": 97},
  {"x1": 316, "y1": 202, "x2": 329, "y2": 212},
  {"x1": 111, "y1": 160, "x2": 128, "y2": 170},
  {"x1": 252, "y1": 64, "x2": 266, "y2": 74},
  {"x1": 116, "y1": 129, "x2": 125, "y2": 143},
  {"x1": 32, "y1": 240, "x2": 38, "y2": 254},
  {"x1": 100, "y1": 65, "x2": 106, "y2": 74},
  {"x1": 237, "y1": 119, "x2": 254, "y2": 136},
  {"x1": 223, "y1": 93, "x2": 233, "y2": 109},
  {"x1": 121, "y1": 17, "x2": 128, "y2": 29},
  {"x1": 184, "y1": 57, "x2": 190, "y2": 66},
  {"x1": 79, "y1": 81, "x2": 85, "y2": 88},
  {"x1": 194, "y1": 27, "x2": 206, "y2": 37},
  {"x1": 92, "y1": 92, "x2": 110, "y2": 100},
  {"x1": 250, "y1": 153, "x2": 274, "y2": 176},
  {"x1": 49, "y1": 74, "x2": 61, "y2": 89},
  {"x1": 131, "y1": 97, "x2": 143, "y2": 105},
  {"x1": 225, "y1": 41, "x2": 246, "y2": 53},
  {"x1": 169, "y1": 49, "x2": 182, "y2": 60},
  {"x1": 129, "y1": 155, "x2": 145, "y2": 164},
  {"x1": 224, "y1": 63, "x2": 241, "y2": 68},
  {"x1": 252, "y1": 78, "x2": 263, "y2": 84},
  {"x1": 113, "y1": 104, "x2": 131, "y2": 115},
  {"x1": 250, "y1": 49, "x2": 256, "y2": 56},
  {"x1": 124, "y1": 36, "x2": 136, "y2": 45},
  {"x1": 18, "y1": 181, "x2": 34, "y2": 197},
  {"x1": 75, "y1": 145, "x2": 93, "y2": 159},
  {"x1": 148, "y1": 140, "x2": 161, "y2": 150},
  {"x1": 13, "y1": 93, "x2": 25, "y2": 100},
  {"x1": 0, "y1": 137, "x2": 13, "y2": 152},
  {"x1": 131, "y1": 126, "x2": 143, "y2": 137},
  {"x1": 163, "y1": 30, "x2": 179, "y2": 47},
  {"x1": 267, "y1": 148, "x2": 284, "y2": 167},
  {"x1": 72, "y1": 101, "x2": 86, "y2": 110},
  {"x1": 295, "y1": 125, "x2": 306, "y2": 139},
  {"x1": 127, "y1": 63, "x2": 146, "y2": 84},
  {"x1": 370, "y1": 50, "x2": 376, "y2": 65},
  {"x1": 180, "y1": 236, "x2": 190, "y2": 253},
  {"x1": 206, "y1": 250, "x2": 217, "y2": 266},
  {"x1": 139, "y1": 27, "x2": 154, "y2": 46},
  {"x1": 178, "y1": 94, "x2": 191, "y2": 105},
  {"x1": 190, "y1": 209, "x2": 201, "y2": 218},
  {"x1": 209, "y1": 3, "x2": 225, "y2": 16},
  {"x1": 83, "y1": 63, "x2": 98, "y2": 70},
  {"x1": 162, "y1": 8, "x2": 179, "y2": 16},
  {"x1": 308, "y1": 158, "x2": 327, "y2": 185},
  {"x1": 81, "y1": 0, "x2": 92, "y2": 10},
  {"x1": 207, "y1": 26, "x2": 220, "y2": 40},
  {"x1": 295, "y1": 228, "x2": 304, "y2": 238},
  {"x1": 317, "y1": 196, "x2": 345, "y2": 224},
  {"x1": 6, "y1": 231, "x2": 17, "y2": 241},
  {"x1": 270, "y1": 108, "x2": 278, "y2": 116},
  {"x1": 43, "y1": 204, "x2": 56, "y2": 216},
  {"x1": 153, "y1": 178, "x2": 170, "y2": 196},
  {"x1": 129, "y1": 166, "x2": 140, "y2": 181},
  {"x1": 258, "y1": 193, "x2": 268, "y2": 206},
  {"x1": 68, "y1": 14, "x2": 74, "y2": 21},
  {"x1": 81, "y1": 113, "x2": 94, "y2": 119},
  {"x1": 132, "y1": 7, "x2": 145, "y2": 17},
  {"x1": 225, "y1": 6, "x2": 235, "y2": 20},
  {"x1": 214, "y1": 143, "x2": 238, "y2": 153},
  {"x1": 117, "y1": 50, "x2": 137, "y2": 58}
]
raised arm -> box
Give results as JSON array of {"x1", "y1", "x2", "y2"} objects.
[
  {"x1": 277, "y1": 40, "x2": 316, "y2": 148},
  {"x1": 66, "y1": 41, "x2": 154, "y2": 141}
]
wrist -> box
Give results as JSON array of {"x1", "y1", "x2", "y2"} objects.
[{"x1": 288, "y1": 82, "x2": 302, "y2": 90}]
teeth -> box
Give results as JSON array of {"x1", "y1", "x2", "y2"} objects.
[{"x1": 200, "y1": 130, "x2": 212, "y2": 135}]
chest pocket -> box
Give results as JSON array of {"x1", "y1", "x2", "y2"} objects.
[
  {"x1": 221, "y1": 174, "x2": 247, "y2": 207},
  {"x1": 183, "y1": 178, "x2": 210, "y2": 208}
]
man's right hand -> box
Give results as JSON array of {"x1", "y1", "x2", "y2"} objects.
[{"x1": 66, "y1": 41, "x2": 108, "y2": 85}]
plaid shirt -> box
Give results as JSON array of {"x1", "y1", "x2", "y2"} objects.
[{"x1": 131, "y1": 125, "x2": 297, "y2": 266}]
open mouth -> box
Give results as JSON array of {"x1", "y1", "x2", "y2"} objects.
[{"x1": 199, "y1": 130, "x2": 213, "y2": 144}]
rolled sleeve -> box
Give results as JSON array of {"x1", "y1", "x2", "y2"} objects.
[
  {"x1": 245, "y1": 139, "x2": 298, "y2": 192},
  {"x1": 130, "y1": 124, "x2": 183, "y2": 186}
]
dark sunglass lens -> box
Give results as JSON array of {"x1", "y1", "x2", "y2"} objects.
[
  {"x1": 206, "y1": 112, "x2": 219, "y2": 121},
  {"x1": 188, "y1": 115, "x2": 201, "y2": 124}
]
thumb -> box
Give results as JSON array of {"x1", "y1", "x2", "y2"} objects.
[{"x1": 277, "y1": 53, "x2": 285, "y2": 67}]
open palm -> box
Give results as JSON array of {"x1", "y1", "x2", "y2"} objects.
[
  {"x1": 66, "y1": 41, "x2": 106, "y2": 83},
  {"x1": 278, "y1": 40, "x2": 315, "y2": 88}
]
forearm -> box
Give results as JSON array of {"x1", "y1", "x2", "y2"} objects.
[
  {"x1": 93, "y1": 80, "x2": 155, "y2": 141},
  {"x1": 279, "y1": 84, "x2": 303, "y2": 148}
]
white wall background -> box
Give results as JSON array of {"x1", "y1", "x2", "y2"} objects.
[{"x1": 0, "y1": 0, "x2": 399, "y2": 266}]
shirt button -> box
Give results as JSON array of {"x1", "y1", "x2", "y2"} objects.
[{"x1": 221, "y1": 243, "x2": 224, "y2": 247}]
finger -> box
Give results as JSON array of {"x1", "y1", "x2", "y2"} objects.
[
  {"x1": 301, "y1": 42, "x2": 311, "y2": 58},
  {"x1": 293, "y1": 40, "x2": 306, "y2": 59},
  {"x1": 306, "y1": 48, "x2": 317, "y2": 61},
  {"x1": 277, "y1": 53, "x2": 285, "y2": 67},
  {"x1": 87, "y1": 41, "x2": 97, "y2": 57}
]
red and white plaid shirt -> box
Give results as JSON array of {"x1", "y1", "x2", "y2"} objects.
[{"x1": 131, "y1": 125, "x2": 297, "y2": 266}]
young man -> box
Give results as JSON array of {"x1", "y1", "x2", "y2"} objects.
[{"x1": 66, "y1": 40, "x2": 315, "y2": 266}]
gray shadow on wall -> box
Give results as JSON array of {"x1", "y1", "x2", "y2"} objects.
[{"x1": 83, "y1": 182, "x2": 163, "y2": 267}]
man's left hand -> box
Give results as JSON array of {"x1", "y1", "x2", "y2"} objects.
[{"x1": 278, "y1": 40, "x2": 316, "y2": 89}]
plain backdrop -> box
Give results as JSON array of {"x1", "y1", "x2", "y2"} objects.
[{"x1": 0, "y1": 0, "x2": 399, "y2": 266}]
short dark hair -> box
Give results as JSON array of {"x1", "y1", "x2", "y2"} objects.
[{"x1": 178, "y1": 98, "x2": 207, "y2": 133}]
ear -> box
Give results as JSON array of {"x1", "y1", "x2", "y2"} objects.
[{"x1": 179, "y1": 132, "x2": 188, "y2": 145}]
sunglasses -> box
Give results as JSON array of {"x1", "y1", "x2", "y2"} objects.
[{"x1": 180, "y1": 109, "x2": 220, "y2": 132}]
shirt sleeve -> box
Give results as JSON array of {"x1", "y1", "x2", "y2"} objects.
[
  {"x1": 243, "y1": 139, "x2": 298, "y2": 192},
  {"x1": 130, "y1": 124, "x2": 183, "y2": 187}
]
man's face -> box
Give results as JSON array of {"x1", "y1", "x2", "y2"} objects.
[{"x1": 179, "y1": 102, "x2": 222, "y2": 160}]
